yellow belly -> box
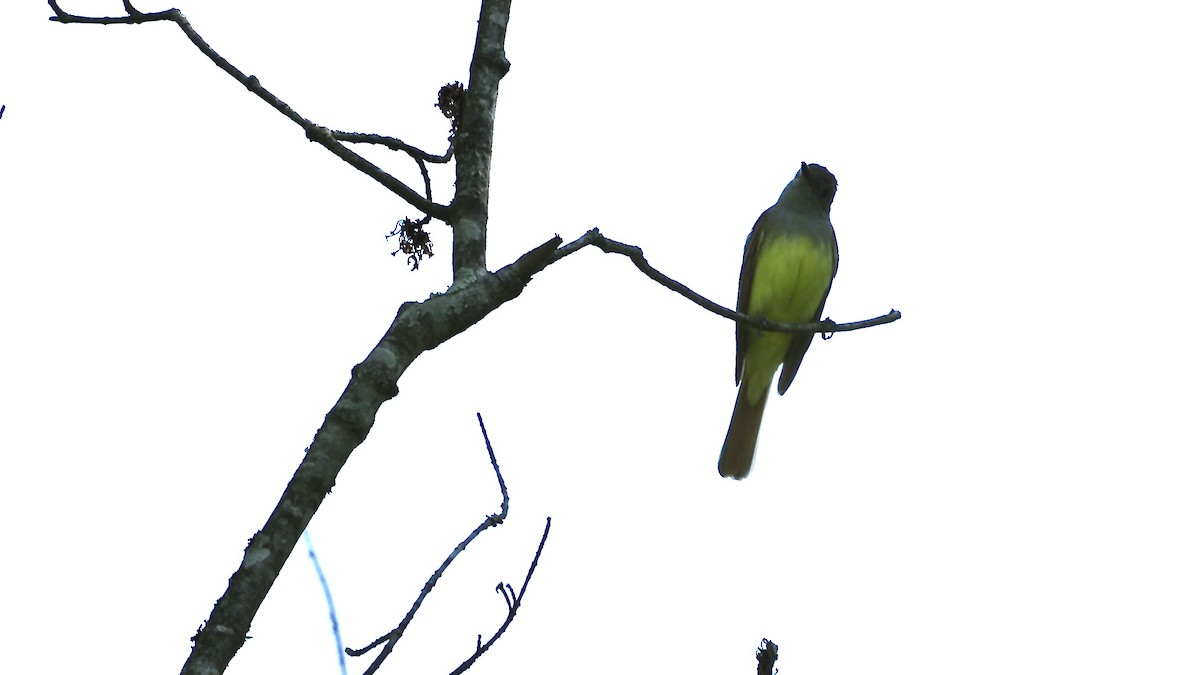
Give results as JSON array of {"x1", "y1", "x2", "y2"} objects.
[{"x1": 742, "y1": 233, "x2": 835, "y2": 403}]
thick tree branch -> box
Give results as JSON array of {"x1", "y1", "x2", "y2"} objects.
[
  {"x1": 175, "y1": 233, "x2": 557, "y2": 675},
  {"x1": 330, "y1": 130, "x2": 452, "y2": 164},
  {"x1": 447, "y1": 0, "x2": 512, "y2": 284},
  {"x1": 48, "y1": 1, "x2": 449, "y2": 220}
]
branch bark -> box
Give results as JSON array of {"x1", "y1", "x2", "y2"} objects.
[
  {"x1": 449, "y1": 0, "x2": 512, "y2": 285},
  {"x1": 180, "y1": 232, "x2": 559, "y2": 675}
]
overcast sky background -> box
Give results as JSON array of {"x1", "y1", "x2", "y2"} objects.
[{"x1": 3, "y1": 1, "x2": 1198, "y2": 674}]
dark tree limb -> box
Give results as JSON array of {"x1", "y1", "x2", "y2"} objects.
[
  {"x1": 48, "y1": 0, "x2": 449, "y2": 220},
  {"x1": 172, "y1": 227, "x2": 558, "y2": 675},
  {"x1": 757, "y1": 639, "x2": 779, "y2": 675},
  {"x1": 447, "y1": 0, "x2": 511, "y2": 284}
]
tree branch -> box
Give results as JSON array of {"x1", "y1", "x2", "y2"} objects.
[
  {"x1": 347, "y1": 413, "x2": 537, "y2": 675},
  {"x1": 48, "y1": 1, "x2": 449, "y2": 220},
  {"x1": 542, "y1": 228, "x2": 902, "y2": 335},
  {"x1": 450, "y1": 517, "x2": 552, "y2": 675},
  {"x1": 447, "y1": 0, "x2": 512, "y2": 284}
]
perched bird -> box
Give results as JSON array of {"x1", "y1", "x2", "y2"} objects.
[{"x1": 718, "y1": 163, "x2": 839, "y2": 479}]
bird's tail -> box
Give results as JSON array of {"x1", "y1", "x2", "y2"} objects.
[{"x1": 718, "y1": 383, "x2": 768, "y2": 479}]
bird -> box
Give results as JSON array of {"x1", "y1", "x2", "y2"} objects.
[{"x1": 718, "y1": 162, "x2": 839, "y2": 479}]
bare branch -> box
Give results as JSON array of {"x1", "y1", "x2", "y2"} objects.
[
  {"x1": 48, "y1": 1, "x2": 449, "y2": 220},
  {"x1": 349, "y1": 413, "x2": 518, "y2": 675},
  {"x1": 174, "y1": 239, "x2": 550, "y2": 674},
  {"x1": 331, "y1": 130, "x2": 452, "y2": 164},
  {"x1": 543, "y1": 228, "x2": 902, "y2": 335},
  {"x1": 449, "y1": 517, "x2": 552, "y2": 675},
  {"x1": 447, "y1": 0, "x2": 512, "y2": 282},
  {"x1": 48, "y1": 0, "x2": 168, "y2": 23}
]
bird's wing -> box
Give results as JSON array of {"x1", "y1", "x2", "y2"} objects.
[{"x1": 735, "y1": 208, "x2": 772, "y2": 385}]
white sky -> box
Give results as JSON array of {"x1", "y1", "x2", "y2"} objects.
[{"x1": 3, "y1": 1, "x2": 1198, "y2": 674}]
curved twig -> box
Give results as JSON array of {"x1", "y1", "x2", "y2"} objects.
[
  {"x1": 348, "y1": 413, "x2": 520, "y2": 675},
  {"x1": 330, "y1": 130, "x2": 452, "y2": 164},
  {"x1": 542, "y1": 228, "x2": 902, "y2": 335}
]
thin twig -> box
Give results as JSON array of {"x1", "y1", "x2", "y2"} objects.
[
  {"x1": 347, "y1": 413, "x2": 515, "y2": 675},
  {"x1": 448, "y1": 517, "x2": 552, "y2": 675},
  {"x1": 757, "y1": 639, "x2": 779, "y2": 675},
  {"x1": 546, "y1": 228, "x2": 902, "y2": 335},
  {"x1": 415, "y1": 153, "x2": 434, "y2": 203},
  {"x1": 48, "y1": 1, "x2": 450, "y2": 220}
]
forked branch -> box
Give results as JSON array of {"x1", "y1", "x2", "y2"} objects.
[
  {"x1": 347, "y1": 414, "x2": 551, "y2": 675},
  {"x1": 48, "y1": 0, "x2": 450, "y2": 220}
]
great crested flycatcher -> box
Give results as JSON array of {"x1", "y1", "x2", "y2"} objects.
[{"x1": 718, "y1": 163, "x2": 839, "y2": 479}]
